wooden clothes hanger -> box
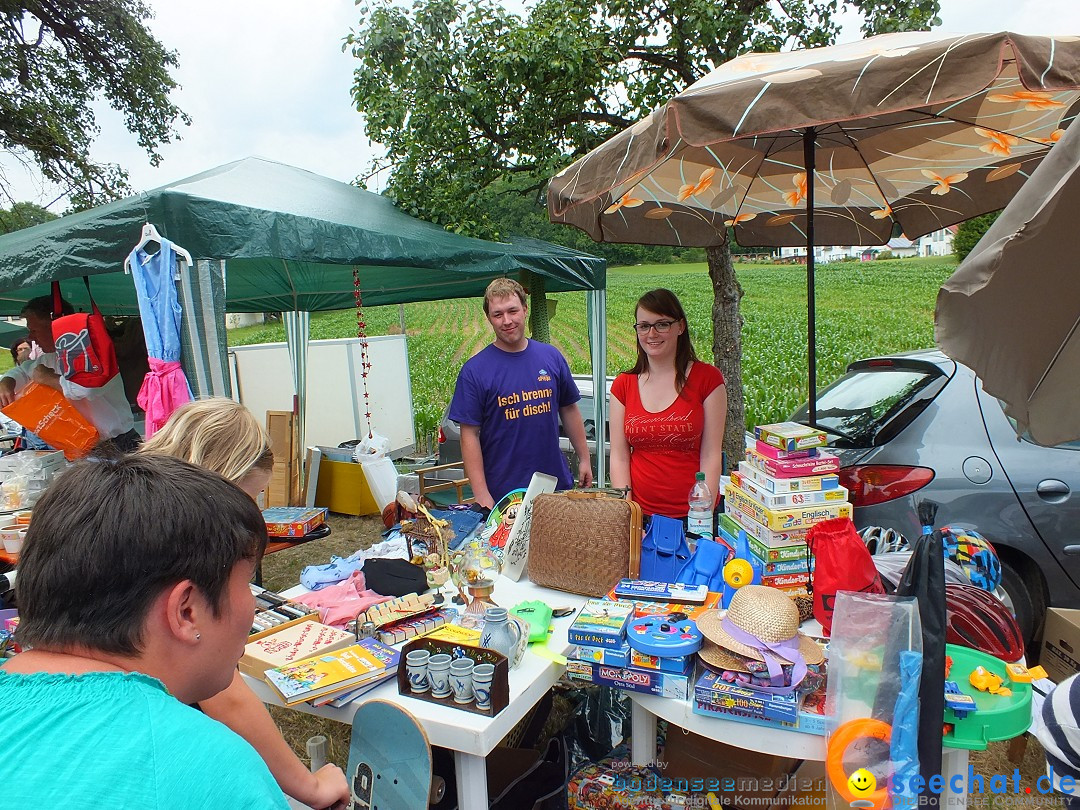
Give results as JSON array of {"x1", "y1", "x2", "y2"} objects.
[{"x1": 123, "y1": 222, "x2": 194, "y2": 279}]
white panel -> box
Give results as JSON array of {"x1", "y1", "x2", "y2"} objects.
[{"x1": 229, "y1": 335, "x2": 415, "y2": 455}]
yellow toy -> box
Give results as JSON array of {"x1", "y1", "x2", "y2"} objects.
[{"x1": 969, "y1": 666, "x2": 1012, "y2": 697}]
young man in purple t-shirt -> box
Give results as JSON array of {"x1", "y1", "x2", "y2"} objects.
[{"x1": 448, "y1": 279, "x2": 593, "y2": 508}]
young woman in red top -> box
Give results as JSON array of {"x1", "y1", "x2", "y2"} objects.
[{"x1": 609, "y1": 289, "x2": 727, "y2": 519}]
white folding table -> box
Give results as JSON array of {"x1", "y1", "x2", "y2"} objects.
[{"x1": 245, "y1": 576, "x2": 587, "y2": 809}]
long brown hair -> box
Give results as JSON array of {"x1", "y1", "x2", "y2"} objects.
[{"x1": 627, "y1": 288, "x2": 698, "y2": 393}]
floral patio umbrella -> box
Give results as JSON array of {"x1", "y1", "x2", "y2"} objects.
[
  {"x1": 936, "y1": 109, "x2": 1080, "y2": 447},
  {"x1": 548, "y1": 31, "x2": 1080, "y2": 420}
]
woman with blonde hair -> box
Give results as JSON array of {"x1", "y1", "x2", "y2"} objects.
[
  {"x1": 140, "y1": 398, "x2": 276, "y2": 500},
  {"x1": 140, "y1": 398, "x2": 350, "y2": 810}
]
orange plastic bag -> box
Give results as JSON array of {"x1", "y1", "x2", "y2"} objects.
[{"x1": 2, "y1": 382, "x2": 99, "y2": 460}]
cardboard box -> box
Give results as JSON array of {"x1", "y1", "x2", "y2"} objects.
[
  {"x1": 569, "y1": 642, "x2": 631, "y2": 668},
  {"x1": 262, "y1": 507, "x2": 328, "y2": 537},
  {"x1": 661, "y1": 731, "x2": 799, "y2": 810},
  {"x1": 694, "y1": 670, "x2": 800, "y2": 722},
  {"x1": 565, "y1": 659, "x2": 693, "y2": 699},
  {"x1": 1041, "y1": 607, "x2": 1080, "y2": 683},
  {"x1": 725, "y1": 483, "x2": 851, "y2": 532}
]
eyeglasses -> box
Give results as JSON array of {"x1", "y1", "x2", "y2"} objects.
[{"x1": 633, "y1": 320, "x2": 677, "y2": 335}]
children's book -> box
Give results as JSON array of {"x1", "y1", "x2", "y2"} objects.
[
  {"x1": 265, "y1": 638, "x2": 399, "y2": 706},
  {"x1": 240, "y1": 618, "x2": 355, "y2": 678}
]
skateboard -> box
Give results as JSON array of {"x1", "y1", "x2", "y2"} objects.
[{"x1": 347, "y1": 700, "x2": 446, "y2": 809}]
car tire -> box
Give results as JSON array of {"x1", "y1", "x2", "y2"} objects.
[{"x1": 998, "y1": 558, "x2": 1044, "y2": 655}]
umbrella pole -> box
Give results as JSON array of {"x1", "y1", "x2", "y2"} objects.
[{"x1": 803, "y1": 128, "x2": 817, "y2": 426}]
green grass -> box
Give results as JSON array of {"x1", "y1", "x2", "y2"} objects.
[{"x1": 227, "y1": 255, "x2": 957, "y2": 450}]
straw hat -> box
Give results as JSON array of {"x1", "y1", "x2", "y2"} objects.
[
  {"x1": 698, "y1": 640, "x2": 753, "y2": 673},
  {"x1": 696, "y1": 585, "x2": 824, "y2": 666}
]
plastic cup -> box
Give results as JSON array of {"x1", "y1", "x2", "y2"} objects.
[{"x1": 0, "y1": 524, "x2": 22, "y2": 554}]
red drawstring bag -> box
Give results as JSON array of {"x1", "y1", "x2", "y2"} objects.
[
  {"x1": 50, "y1": 278, "x2": 119, "y2": 388},
  {"x1": 806, "y1": 516, "x2": 885, "y2": 636}
]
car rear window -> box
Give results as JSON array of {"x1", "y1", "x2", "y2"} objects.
[{"x1": 790, "y1": 362, "x2": 946, "y2": 447}]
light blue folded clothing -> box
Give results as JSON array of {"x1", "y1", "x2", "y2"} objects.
[
  {"x1": 299, "y1": 533, "x2": 411, "y2": 590},
  {"x1": 300, "y1": 556, "x2": 367, "y2": 591}
]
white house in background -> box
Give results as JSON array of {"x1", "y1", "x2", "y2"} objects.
[
  {"x1": 774, "y1": 225, "x2": 957, "y2": 263},
  {"x1": 917, "y1": 225, "x2": 958, "y2": 257}
]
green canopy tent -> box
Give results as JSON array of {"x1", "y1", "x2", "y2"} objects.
[{"x1": 0, "y1": 158, "x2": 608, "y2": 479}]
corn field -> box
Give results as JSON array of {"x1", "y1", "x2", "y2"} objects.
[{"x1": 229, "y1": 256, "x2": 957, "y2": 454}]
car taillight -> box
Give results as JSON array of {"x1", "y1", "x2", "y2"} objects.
[
  {"x1": 438, "y1": 427, "x2": 445, "y2": 444},
  {"x1": 838, "y1": 465, "x2": 935, "y2": 507}
]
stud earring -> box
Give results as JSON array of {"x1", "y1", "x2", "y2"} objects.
[{"x1": 195, "y1": 633, "x2": 201, "y2": 641}]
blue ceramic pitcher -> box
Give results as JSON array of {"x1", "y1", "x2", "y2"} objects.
[{"x1": 479, "y1": 607, "x2": 523, "y2": 666}]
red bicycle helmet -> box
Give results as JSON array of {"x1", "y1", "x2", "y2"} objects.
[{"x1": 945, "y1": 583, "x2": 1024, "y2": 662}]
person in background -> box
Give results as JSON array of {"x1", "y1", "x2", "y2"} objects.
[
  {"x1": 0, "y1": 454, "x2": 289, "y2": 808},
  {"x1": 608, "y1": 288, "x2": 727, "y2": 519},
  {"x1": 9, "y1": 338, "x2": 31, "y2": 366},
  {"x1": 448, "y1": 277, "x2": 592, "y2": 508},
  {"x1": 4, "y1": 337, "x2": 50, "y2": 450},
  {"x1": 139, "y1": 398, "x2": 350, "y2": 809},
  {"x1": 0, "y1": 296, "x2": 140, "y2": 452}
]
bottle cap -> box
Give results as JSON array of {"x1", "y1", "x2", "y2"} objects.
[{"x1": 695, "y1": 471, "x2": 705, "y2": 481}]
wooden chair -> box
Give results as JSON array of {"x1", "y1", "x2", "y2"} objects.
[{"x1": 416, "y1": 462, "x2": 474, "y2": 506}]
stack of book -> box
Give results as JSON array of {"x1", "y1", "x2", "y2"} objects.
[
  {"x1": 264, "y1": 638, "x2": 400, "y2": 708},
  {"x1": 565, "y1": 597, "x2": 693, "y2": 700},
  {"x1": 723, "y1": 422, "x2": 851, "y2": 595}
]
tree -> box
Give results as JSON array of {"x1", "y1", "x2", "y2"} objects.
[
  {"x1": 953, "y1": 212, "x2": 1001, "y2": 262},
  {"x1": 1, "y1": 1, "x2": 190, "y2": 208},
  {"x1": 347, "y1": 0, "x2": 941, "y2": 463},
  {"x1": 0, "y1": 201, "x2": 56, "y2": 234}
]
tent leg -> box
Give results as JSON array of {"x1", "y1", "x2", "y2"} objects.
[{"x1": 587, "y1": 289, "x2": 607, "y2": 487}]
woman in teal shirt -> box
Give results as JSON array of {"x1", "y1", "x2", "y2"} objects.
[{"x1": 0, "y1": 454, "x2": 289, "y2": 808}]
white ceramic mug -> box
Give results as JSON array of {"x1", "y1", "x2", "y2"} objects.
[
  {"x1": 472, "y1": 663, "x2": 495, "y2": 710},
  {"x1": 449, "y1": 658, "x2": 475, "y2": 704},
  {"x1": 406, "y1": 649, "x2": 431, "y2": 693},
  {"x1": 427, "y1": 653, "x2": 452, "y2": 698}
]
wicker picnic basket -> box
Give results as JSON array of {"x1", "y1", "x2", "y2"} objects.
[{"x1": 527, "y1": 490, "x2": 642, "y2": 597}]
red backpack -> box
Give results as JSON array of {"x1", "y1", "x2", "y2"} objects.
[{"x1": 50, "y1": 278, "x2": 119, "y2": 388}]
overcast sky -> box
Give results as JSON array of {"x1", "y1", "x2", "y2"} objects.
[{"x1": 5, "y1": 0, "x2": 1080, "y2": 208}]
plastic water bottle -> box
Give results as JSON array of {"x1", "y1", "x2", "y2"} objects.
[{"x1": 687, "y1": 472, "x2": 713, "y2": 545}]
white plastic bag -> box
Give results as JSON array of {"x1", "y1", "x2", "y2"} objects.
[{"x1": 352, "y1": 431, "x2": 391, "y2": 461}]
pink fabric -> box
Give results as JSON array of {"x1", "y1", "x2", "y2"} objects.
[
  {"x1": 290, "y1": 571, "x2": 394, "y2": 628},
  {"x1": 137, "y1": 358, "x2": 192, "y2": 437}
]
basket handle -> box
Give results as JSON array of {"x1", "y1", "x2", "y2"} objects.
[{"x1": 564, "y1": 487, "x2": 630, "y2": 501}]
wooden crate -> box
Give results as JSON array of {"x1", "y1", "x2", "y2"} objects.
[{"x1": 265, "y1": 410, "x2": 298, "y2": 506}]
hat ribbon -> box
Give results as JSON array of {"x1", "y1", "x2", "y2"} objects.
[{"x1": 720, "y1": 617, "x2": 807, "y2": 688}]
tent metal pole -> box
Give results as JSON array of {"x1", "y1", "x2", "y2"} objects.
[
  {"x1": 587, "y1": 288, "x2": 607, "y2": 486},
  {"x1": 803, "y1": 127, "x2": 818, "y2": 426}
]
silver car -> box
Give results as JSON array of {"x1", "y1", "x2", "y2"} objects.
[{"x1": 790, "y1": 349, "x2": 1080, "y2": 647}]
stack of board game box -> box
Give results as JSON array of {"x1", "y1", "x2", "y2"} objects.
[
  {"x1": 565, "y1": 587, "x2": 716, "y2": 701},
  {"x1": 723, "y1": 422, "x2": 852, "y2": 595}
]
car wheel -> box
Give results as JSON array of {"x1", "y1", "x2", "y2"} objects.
[{"x1": 998, "y1": 558, "x2": 1044, "y2": 654}]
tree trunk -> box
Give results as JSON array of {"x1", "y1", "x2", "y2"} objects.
[{"x1": 707, "y1": 240, "x2": 745, "y2": 470}]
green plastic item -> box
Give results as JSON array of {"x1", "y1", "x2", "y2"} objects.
[
  {"x1": 943, "y1": 643, "x2": 1032, "y2": 751},
  {"x1": 510, "y1": 601, "x2": 554, "y2": 644}
]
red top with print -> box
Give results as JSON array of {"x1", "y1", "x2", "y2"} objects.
[{"x1": 611, "y1": 362, "x2": 725, "y2": 518}]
